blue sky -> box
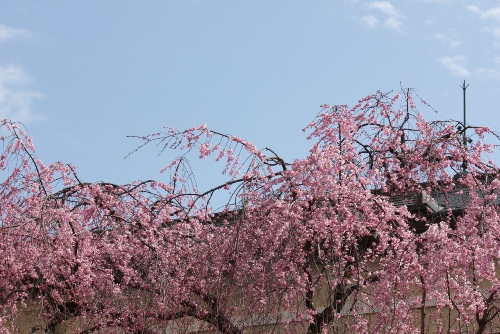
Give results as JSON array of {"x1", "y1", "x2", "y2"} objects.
[{"x1": 1, "y1": 0, "x2": 500, "y2": 195}]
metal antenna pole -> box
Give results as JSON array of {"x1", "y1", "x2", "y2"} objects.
[
  {"x1": 460, "y1": 80, "x2": 469, "y2": 173},
  {"x1": 460, "y1": 80, "x2": 469, "y2": 146}
]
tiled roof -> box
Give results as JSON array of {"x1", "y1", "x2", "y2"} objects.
[{"x1": 389, "y1": 188, "x2": 470, "y2": 213}]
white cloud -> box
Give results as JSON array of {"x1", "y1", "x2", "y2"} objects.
[
  {"x1": 438, "y1": 55, "x2": 500, "y2": 80},
  {"x1": 466, "y1": 4, "x2": 480, "y2": 14},
  {"x1": 467, "y1": 5, "x2": 500, "y2": 39},
  {"x1": 360, "y1": 15, "x2": 379, "y2": 28},
  {"x1": 366, "y1": 1, "x2": 404, "y2": 32},
  {"x1": 474, "y1": 6, "x2": 500, "y2": 21},
  {"x1": 0, "y1": 65, "x2": 44, "y2": 123},
  {"x1": 0, "y1": 25, "x2": 30, "y2": 43},
  {"x1": 368, "y1": 1, "x2": 401, "y2": 18},
  {"x1": 438, "y1": 55, "x2": 470, "y2": 77}
]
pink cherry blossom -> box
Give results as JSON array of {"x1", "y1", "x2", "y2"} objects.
[{"x1": 1, "y1": 90, "x2": 499, "y2": 333}]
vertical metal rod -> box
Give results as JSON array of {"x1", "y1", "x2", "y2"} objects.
[
  {"x1": 460, "y1": 80, "x2": 469, "y2": 173},
  {"x1": 407, "y1": 88, "x2": 410, "y2": 113},
  {"x1": 460, "y1": 80, "x2": 469, "y2": 146}
]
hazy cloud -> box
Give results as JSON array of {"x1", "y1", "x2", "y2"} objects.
[
  {"x1": 485, "y1": 26, "x2": 500, "y2": 39},
  {"x1": 434, "y1": 33, "x2": 463, "y2": 48},
  {"x1": 475, "y1": 67, "x2": 500, "y2": 80},
  {"x1": 449, "y1": 40, "x2": 464, "y2": 48},
  {"x1": 424, "y1": 18, "x2": 436, "y2": 26},
  {"x1": 409, "y1": 0, "x2": 451, "y2": 2},
  {"x1": 0, "y1": 25, "x2": 30, "y2": 42},
  {"x1": 0, "y1": 65, "x2": 44, "y2": 123},
  {"x1": 438, "y1": 55, "x2": 470, "y2": 77},
  {"x1": 474, "y1": 56, "x2": 500, "y2": 80},
  {"x1": 385, "y1": 17, "x2": 403, "y2": 31},
  {"x1": 360, "y1": 15, "x2": 379, "y2": 28}
]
